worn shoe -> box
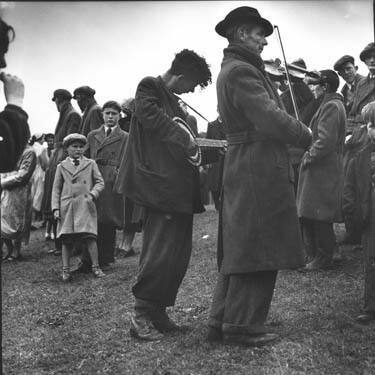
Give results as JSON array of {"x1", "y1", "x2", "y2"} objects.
[
  {"x1": 223, "y1": 332, "x2": 279, "y2": 346},
  {"x1": 356, "y1": 312, "x2": 375, "y2": 324},
  {"x1": 92, "y1": 266, "x2": 106, "y2": 278},
  {"x1": 118, "y1": 248, "x2": 136, "y2": 258},
  {"x1": 129, "y1": 315, "x2": 164, "y2": 341},
  {"x1": 304, "y1": 255, "x2": 332, "y2": 270},
  {"x1": 207, "y1": 326, "x2": 223, "y2": 342},
  {"x1": 62, "y1": 269, "x2": 72, "y2": 282}
]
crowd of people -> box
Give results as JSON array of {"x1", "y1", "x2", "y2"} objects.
[{"x1": 1, "y1": 5, "x2": 375, "y2": 348}]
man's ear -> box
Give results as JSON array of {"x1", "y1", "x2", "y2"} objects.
[{"x1": 355, "y1": 65, "x2": 358, "y2": 72}]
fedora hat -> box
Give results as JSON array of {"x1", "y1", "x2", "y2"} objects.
[{"x1": 215, "y1": 6, "x2": 273, "y2": 38}]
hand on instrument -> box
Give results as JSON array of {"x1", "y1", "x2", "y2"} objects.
[{"x1": 0, "y1": 72, "x2": 25, "y2": 108}]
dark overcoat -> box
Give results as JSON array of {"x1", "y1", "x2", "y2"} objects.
[
  {"x1": 341, "y1": 74, "x2": 364, "y2": 115},
  {"x1": 114, "y1": 76, "x2": 204, "y2": 215},
  {"x1": 347, "y1": 75, "x2": 375, "y2": 133},
  {"x1": 51, "y1": 157, "x2": 104, "y2": 237},
  {"x1": 216, "y1": 43, "x2": 312, "y2": 274},
  {"x1": 87, "y1": 125, "x2": 128, "y2": 227},
  {"x1": 296, "y1": 93, "x2": 346, "y2": 222},
  {"x1": 80, "y1": 99, "x2": 103, "y2": 137},
  {"x1": 342, "y1": 142, "x2": 373, "y2": 231},
  {"x1": 42, "y1": 102, "x2": 81, "y2": 214}
]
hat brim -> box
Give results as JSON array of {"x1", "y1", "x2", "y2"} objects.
[
  {"x1": 360, "y1": 47, "x2": 375, "y2": 62},
  {"x1": 215, "y1": 14, "x2": 273, "y2": 38}
]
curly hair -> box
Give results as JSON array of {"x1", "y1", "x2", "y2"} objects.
[{"x1": 170, "y1": 49, "x2": 212, "y2": 89}]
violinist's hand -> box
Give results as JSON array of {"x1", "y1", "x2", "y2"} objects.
[{"x1": 0, "y1": 72, "x2": 25, "y2": 108}]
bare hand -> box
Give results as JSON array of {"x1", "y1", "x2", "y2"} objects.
[
  {"x1": 0, "y1": 72, "x2": 25, "y2": 107},
  {"x1": 53, "y1": 209, "x2": 60, "y2": 220}
]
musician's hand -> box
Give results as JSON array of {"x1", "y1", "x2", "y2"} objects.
[
  {"x1": 186, "y1": 139, "x2": 198, "y2": 157},
  {"x1": 0, "y1": 72, "x2": 25, "y2": 108}
]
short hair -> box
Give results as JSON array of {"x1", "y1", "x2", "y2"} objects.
[
  {"x1": 102, "y1": 100, "x2": 121, "y2": 113},
  {"x1": 169, "y1": 49, "x2": 212, "y2": 89},
  {"x1": 0, "y1": 18, "x2": 15, "y2": 67},
  {"x1": 319, "y1": 70, "x2": 340, "y2": 93},
  {"x1": 225, "y1": 23, "x2": 254, "y2": 43}
]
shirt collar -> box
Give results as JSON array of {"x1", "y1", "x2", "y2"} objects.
[{"x1": 104, "y1": 125, "x2": 117, "y2": 133}]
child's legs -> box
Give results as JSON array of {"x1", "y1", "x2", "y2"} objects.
[
  {"x1": 12, "y1": 239, "x2": 22, "y2": 257},
  {"x1": 86, "y1": 238, "x2": 99, "y2": 267},
  {"x1": 62, "y1": 243, "x2": 72, "y2": 269}
]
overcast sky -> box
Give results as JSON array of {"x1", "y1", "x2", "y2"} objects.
[{"x1": 0, "y1": 1, "x2": 373, "y2": 134}]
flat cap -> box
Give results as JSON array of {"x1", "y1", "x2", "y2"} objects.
[
  {"x1": 73, "y1": 86, "x2": 96, "y2": 99},
  {"x1": 52, "y1": 89, "x2": 72, "y2": 102},
  {"x1": 333, "y1": 55, "x2": 355, "y2": 71},
  {"x1": 102, "y1": 100, "x2": 122, "y2": 113},
  {"x1": 215, "y1": 6, "x2": 273, "y2": 38},
  {"x1": 360, "y1": 43, "x2": 375, "y2": 62},
  {"x1": 63, "y1": 133, "x2": 87, "y2": 148}
]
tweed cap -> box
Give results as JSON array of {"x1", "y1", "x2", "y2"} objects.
[
  {"x1": 360, "y1": 43, "x2": 375, "y2": 62},
  {"x1": 333, "y1": 55, "x2": 355, "y2": 71},
  {"x1": 215, "y1": 6, "x2": 273, "y2": 38},
  {"x1": 52, "y1": 89, "x2": 72, "y2": 102},
  {"x1": 63, "y1": 133, "x2": 87, "y2": 147},
  {"x1": 73, "y1": 86, "x2": 96, "y2": 99}
]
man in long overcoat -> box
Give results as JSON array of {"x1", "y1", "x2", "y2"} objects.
[
  {"x1": 73, "y1": 86, "x2": 103, "y2": 137},
  {"x1": 342, "y1": 43, "x2": 375, "y2": 245},
  {"x1": 296, "y1": 70, "x2": 346, "y2": 270},
  {"x1": 42, "y1": 89, "x2": 81, "y2": 255},
  {"x1": 207, "y1": 6, "x2": 312, "y2": 347},
  {"x1": 117, "y1": 49, "x2": 212, "y2": 341},
  {"x1": 87, "y1": 101, "x2": 128, "y2": 267}
]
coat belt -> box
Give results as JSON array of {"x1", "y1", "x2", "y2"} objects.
[
  {"x1": 95, "y1": 159, "x2": 119, "y2": 167},
  {"x1": 226, "y1": 131, "x2": 268, "y2": 145}
]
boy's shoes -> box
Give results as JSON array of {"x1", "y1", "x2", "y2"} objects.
[
  {"x1": 117, "y1": 247, "x2": 136, "y2": 258},
  {"x1": 53, "y1": 250, "x2": 62, "y2": 256},
  {"x1": 92, "y1": 266, "x2": 106, "y2": 278},
  {"x1": 62, "y1": 269, "x2": 72, "y2": 282},
  {"x1": 129, "y1": 315, "x2": 164, "y2": 341}
]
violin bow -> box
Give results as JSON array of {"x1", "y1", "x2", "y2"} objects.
[{"x1": 274, "y1": 25, "x2": 300, "y2": 120}]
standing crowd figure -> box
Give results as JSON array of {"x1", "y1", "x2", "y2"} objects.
[{"x1": 1, "y1": 5, "x2": 375, "y2": 349}]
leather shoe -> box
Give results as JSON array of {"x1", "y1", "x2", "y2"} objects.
[
  {"x1": 356, "y1": 312, "x2": 375, "y2": 323},
  {"x1": 150, "y1": 309, "x2": 187, "y2": 333},
  {"x1": 304, "y1": 255, "x2": 332, "y2": 270},
  {"x1": 223, "y1": 332, "x2": 279, "y2": 346},
  {"x1": 129, "y1": 315, "x2": 164, "y2": 341}
]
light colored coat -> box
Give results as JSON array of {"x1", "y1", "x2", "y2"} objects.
[{"x1": 51, "y1": 157, "x2": 104, "y2": 237}]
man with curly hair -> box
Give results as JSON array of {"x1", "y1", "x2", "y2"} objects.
[{"x1": 116, "y1": 49, "x2": 211, "y2": 341}]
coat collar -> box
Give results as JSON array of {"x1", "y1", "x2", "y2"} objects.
[
  {"x1": 94, "y1": 124, "x2": 123, "y2": 150},
  {"x1": 223, "y1": 43, "x2": 265, "y2": 72},
  {"x1": 60, "y1": 156, "x2": 91, "y2": 176},
  {"x1": 320, "y1": 92, "x2": 344, "y2": 106}
]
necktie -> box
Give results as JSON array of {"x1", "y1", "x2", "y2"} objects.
[
  {"x1": 106, "y1": 128, "x2": 112, "y2": 137},
  {"x1": 73, "y1": 158, "x2": 80, "y2": 166}
]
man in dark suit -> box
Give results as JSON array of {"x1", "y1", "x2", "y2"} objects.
[
  {"x1": 73, "y1": 86, "x2": 103, "y2": 137},
  {"x1": 117, "y1": 49, "x2": 212, "y2": 341}
]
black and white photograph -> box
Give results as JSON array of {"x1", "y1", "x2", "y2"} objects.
[{"x1": 1, "y1": 1, "x2": 374, "y2": 374}]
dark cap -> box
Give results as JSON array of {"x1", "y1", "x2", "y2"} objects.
[
  {"x1": 360, "y1": 43, "x2": 375, "y2": 62},
  {"x1": 52, "y1": 89, "x2": 72, "y2": 102},
  {"x1": 318, "y1": 69, "x2": 340, "y2": 91},
  {"x1": 73, "y1": 86, "x2": 96, "y2": 99},
  {"x1": 291, "y1": 58, "x2": 306, "y2": 69},
  {"x1": 333, "y1": 55, "x2": 355, "y2": 71},
  {"x1": 102, "y1": 100, "x2": 122, "y2": 113},
  {"x1": 215, "y1": 6, "x2": 273, "y2": 38}
]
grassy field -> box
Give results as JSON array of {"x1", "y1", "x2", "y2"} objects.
[{"x1": 2, "y1": 208, "x2": 375, "y2": 375}]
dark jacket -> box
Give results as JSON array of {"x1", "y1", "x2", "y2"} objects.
[
  {"x1": 0, "y1": 104, "x2": 30, "y2": 173},
  {"x1": 42, "y1": 102, "x2": 81, "y2": 214},
  {"x1": 87, "y1": 125, "x2": 128, "y2": 227},
  {"x1": 217, "y1": 43, "x2": 311, "y2": 274},
  {"x1": 297, "y1": 93, "x2": 346, "y2": 222},
  {"x1": 341, "y1": 73, "x2": 364, "y2": 115},
  {"x1": 342, "y1": 141, "x2": 373, "y2": 231},
  {"x1": 115, "y1": 76, "x2": 204, "y2": 214},
  {"x1": 80, "y1": 99, "x2": 103, "y2": 137},
  {"x1": 347, "y1": 75, "x2": 375, "y2": 133}
]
